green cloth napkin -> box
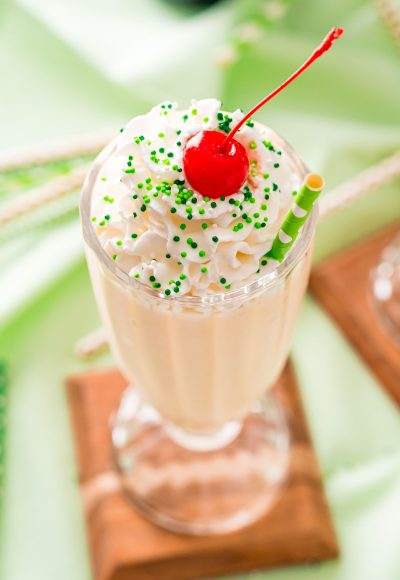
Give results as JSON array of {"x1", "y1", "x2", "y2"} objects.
[
  {"x1": 0, "y1": 0, "x2": 400, "y2": 579},
  {"x1": 0, "y1": 362, "x2": 7, "y2": 504}
]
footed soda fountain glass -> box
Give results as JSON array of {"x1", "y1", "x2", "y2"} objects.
[
  {"x1": 371, "y1": 233, "x2": 400, "y2": 346},
  {"x1": 80, "y1": 135, "x2": 317, "y2": 535}
]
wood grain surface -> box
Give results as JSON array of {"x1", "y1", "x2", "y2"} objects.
[
  {"x1": 310, "y1": 221, "x2": 400, "y2": 407},
  {"x1": 66, "y1": 362, "x2": 338, "y2": 580}
]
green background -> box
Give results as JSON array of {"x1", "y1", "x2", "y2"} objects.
[{"x1": 0, "y1": 0, "x2": 400, "y2": 579}]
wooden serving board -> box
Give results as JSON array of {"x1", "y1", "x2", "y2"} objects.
[
  {"x1": 310, "y1": 222, "x2": 400, "y2": 407},
  {"x1": 66, "y1": 362, "x2": 338, "y2": 580}
]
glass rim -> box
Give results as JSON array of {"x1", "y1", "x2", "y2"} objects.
[{"x1": 80, "y1": 128, "x2": 317, "y2": 306}]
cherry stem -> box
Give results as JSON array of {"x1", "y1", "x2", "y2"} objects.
[{"x1": 222, "y1": 27, "x2": 344, "y2": 150}]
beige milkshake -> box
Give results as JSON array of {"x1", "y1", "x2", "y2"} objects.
[
  {"x1": 82, "y1": 98, "x2": 314, "y2": 434},
  {"x1": 80, "y1": 25, "x2": 343, "y2": 535},
  {"x1": 80, "y1": 97, "x2": 320, "y2": 535}
]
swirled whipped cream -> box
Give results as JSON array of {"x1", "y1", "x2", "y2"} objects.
[{"x1": 90, "y1": 99, "x2": 302, "y2": 296}]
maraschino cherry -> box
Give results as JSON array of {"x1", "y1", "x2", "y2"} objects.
[
  {"x1": 183, "y1": 27, "x2": 343, "y2": 200},
  {"x1": 183, "y1": 131, "x2": 249, "y2": 199}
]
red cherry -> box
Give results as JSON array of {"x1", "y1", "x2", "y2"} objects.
[{"x1": 183, "y1": 130, "x2": 249, "y2": 199}]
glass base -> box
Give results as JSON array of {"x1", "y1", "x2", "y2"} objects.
[
  {"x1": 371, "y1": 233, "x2": 400, "y2": 347},
  {"x1": 111, "y1": 388, "x2": 290, "y2": 535}
]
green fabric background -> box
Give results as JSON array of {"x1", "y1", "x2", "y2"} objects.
[{"x1": 0, "y1": 0, "x2": 400, "y2": 579}]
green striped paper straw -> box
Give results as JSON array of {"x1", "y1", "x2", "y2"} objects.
[{"x1": 267, "y1": 173, "x2": 324, "y2": 262}]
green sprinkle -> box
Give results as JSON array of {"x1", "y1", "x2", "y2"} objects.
[
  {"x1": 203, "y1": 117, "x2": 209, "y2": 122},
  {"x1": 173, "y1": 235, "x2": 180, "y2": 242},
  {"x1": 201, "y1": 223, "x2": 208, "y2": 230},
  {"x1": 165, "y1": 289, "x2": 171, "y2": 296},
  {"x1": 152, "y1": 282, "x2": 161, "y2": 289},
  {"x1": 179, "y1": 274, "x2": 186, "y2": 280},
  {"x1": 199, "y1": 250, "x2": 206, "y2": 257},
  {"x1": 201, "y1": 267, "x2": 207, "y2": 273},
  {"x1": 91, "y1": 217, "x2": 97, "y2": 222},
  {"x1": 181, "y1": 251, "x2": 187, "y2": 258},
  {"x1": 212, "y1": 236, "x2": 219, "y2": 243},
  {"x1": 220, "y1": 277, "x2": 227, "y2": 284},
  {"x1": 262, "y1": 140, "x2": 275, "y2": 151},
  {"x1": 112, "y1": 254, "x2": 117, "y2": 261},
  {"x1": 261, "y1": 259, "x2": 268, "y2": 266},
  {"x1": 180, "y1": 224, "x2": 186, "y2": 230},
  {"x1": 261, "y1": 204, "x2": 267, "y2": 211},
  {"x1": 211, "y1": 201, "x2": 217, "y2": 208},
  {"x1": 166, "y1": 253, "x2": 171, "y2": 259},
  {"x1": 116, "y1": 240, "x2": 123, "y2": 246},
  {"x1": 263, "y1": 173, "x2": 270, "y2": 179},
  {"x1": 158, "y1": 132, "x2": 165, "y2": 138},
  {"x1": 274, "y1": 163, "x2": 280, "y2": 168},
  {"x1": 134, "y1": 273, "x2": 140, "y2": 279},
  {"x1": 191, "y1": 108, "x2": 198, "y2": 116},
  {"x1": 249, "y1": 141, "x2": 257, "y2": 150},
  {"x1": 199, "y1": 208, "x2": 205, "y2": 215},
  {"x1": 149, "y1": 275, "x2": 156, "y2": 282}
]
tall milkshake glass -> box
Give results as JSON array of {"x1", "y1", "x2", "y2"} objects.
[{"x1": 80, "y1": 127, "x2": 317, "y2": 535}]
